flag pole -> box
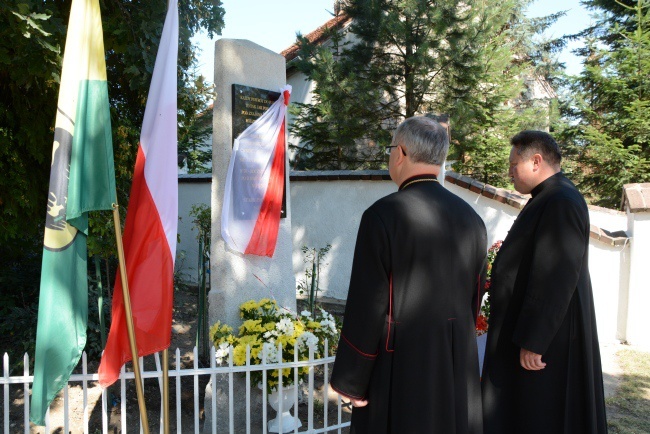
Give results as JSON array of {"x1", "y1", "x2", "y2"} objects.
[
  {"x1": 163, "y1": 5, "x2": 172, "y2": 432},
  {"x1": 163, "y1": 8, "x2": 172, "y2": 434},
  {"x1": 163, "y1": 348, "x2": 170, "y2": 434},
  {"x1": 163, "y1": 0, "x2": 172, "y2": 427},
  {"x1": 112, "y1": 203, "x2": 150, "y2": 434}
]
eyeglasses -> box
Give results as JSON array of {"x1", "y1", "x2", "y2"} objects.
[{"x1": 384, "y1": 145, "x2": 407, "y2": 156}]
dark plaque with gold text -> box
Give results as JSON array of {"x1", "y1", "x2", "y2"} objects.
[{"x1": 231, "y1": 84, "x2": 286, "y2": 218}]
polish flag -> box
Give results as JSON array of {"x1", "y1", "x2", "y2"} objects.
[
  {"x1": 98, "y1": 0, "x2": 178, "y2": 387},
  {"x1": 221, "y1": 86, "x2": 291, "y2": 257}
]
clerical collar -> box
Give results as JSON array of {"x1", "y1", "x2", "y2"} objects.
[
  {"x1": 399, "y1": 174, "x2": 439, "y2": 191},
  {"x1": 530, "y1": 171, "x2": 563, "y2": 198}
]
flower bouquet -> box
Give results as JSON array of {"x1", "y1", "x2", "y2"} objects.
[
  {"x1": 477, "y1": 240, "x2": 502, "y2": 336},
  {"x1": 209, "y1": 298, "x2": 340, "y2": 394}
]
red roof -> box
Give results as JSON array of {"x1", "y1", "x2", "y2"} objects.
[{"x1": 280, "y1": 13, "x2": 352, "y2": 62}]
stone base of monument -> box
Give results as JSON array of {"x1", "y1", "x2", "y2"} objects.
[{"x1": 203, "y1": 375, "x2": 306, "y2": 434}]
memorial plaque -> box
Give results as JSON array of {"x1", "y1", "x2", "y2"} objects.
[{"x1": 231, "y1": 84, "x2": 286, "y2": 218}]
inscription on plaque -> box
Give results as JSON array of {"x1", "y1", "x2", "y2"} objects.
[
  {"x1": 231, "y1": 84, "x2": 286, "y2": 219},
  {"x1": 232, "y1": 84, "x2": 281, "y2": 142}
]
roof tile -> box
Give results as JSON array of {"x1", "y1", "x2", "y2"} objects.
[
  {"x1": 281, "y1": 14, "x2": 352, "y2": 62},
  {"x1": 622, "y1": 183, "x2": 650, "y2": 213}
]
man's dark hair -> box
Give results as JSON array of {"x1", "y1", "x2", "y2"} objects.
[{"x1": 510, "y1": 130, "x2": 562, "y2": 167}]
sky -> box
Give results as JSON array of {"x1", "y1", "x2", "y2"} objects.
[{"x1": 194, "y1": 0, "x2": 596, "y2": 83}]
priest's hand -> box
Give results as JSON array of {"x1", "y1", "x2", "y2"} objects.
[
  {"x1": 520, "y1": 348, "x2": 546, "y2": 371},
  {"x1": 349, "y1": 397, "x2": 368, "y2": 407},
  {"x1": 340, "y1": 393, "x2": 368, "y2": 408}
]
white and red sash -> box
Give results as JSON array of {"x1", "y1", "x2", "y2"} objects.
[{"x1": 221, "y1": 85, "x2": 291, "y2": 257}]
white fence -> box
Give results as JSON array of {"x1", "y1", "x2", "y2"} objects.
[{"x1": 1, "y1": 346, "x2": 350, "y2": 434}]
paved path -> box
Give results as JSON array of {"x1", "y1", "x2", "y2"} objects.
[{"x1": 600, "y1": 342, "x2": 624, "y2": 398}]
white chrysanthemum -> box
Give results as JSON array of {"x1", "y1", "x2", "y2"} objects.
[
  {"x1": 262, "y1": 342, "x2": 279, "y2": 363},
  {"x1": 319, "y1": 308, "x2": 334, "y2": 322},
  {"x1": 215, "y1": 343, "x2": 230, "y2": 364},
  {"x1": 300, "y1": 310, "x2": 312, "y2": 317},
  {"x1": 276, "y1": 318, "x2": 294, "y2": 336},
  {"x1": 296, "y1": 331, "x2": 319, "y2": 351},
  {"x1": 320, "y1": 318, "x2": 337, "y2": 336}
]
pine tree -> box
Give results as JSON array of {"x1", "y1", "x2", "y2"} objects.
[
  {"x1": 291, "y1": 0, "x2": 485, "y2": 170},
  {"x1": 452, "y1": 3, "x2": 565, "y2": 186},
  {"x1": 558, "y1": 0, "x2": 650, "y2": 207},
  {"x1": 290, "y1": 0, "x2": 564, "y2": 180},
  {"x1": 290, "y1": 25, "x2": 387, "y2": 170}
]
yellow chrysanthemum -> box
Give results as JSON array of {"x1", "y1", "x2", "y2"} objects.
[
  {"x1": 307, "y1": 321, "x2": 322, "y2": 329},
  {"x1": 264, "y1": 322, "x2": 275, "y2": 331},
  {"x1": 210, "y1": 321, "x2": 236, "y2": 346},
  {"x1": 240, "y1": 300, "x2": 258, "y2": 310},
  {"x1": 258, "y1": 298, "x2": 274, "y2": 307},
  {"x1": 233, "y1": 345, "x2": 247, "y2": 366},
  {"x1": 276, "y1": 334, "x2": 290, "y2": 347},
  {"x1": 239, "y1": 319, "x2": 263, "y2": 335},
  {"x1": 239, "y1": 335, "x2": 260, "y2": 347},
  {"x1": 209, "y1": 321, "x2": 221, "y2": 342},
  {"x1": 251, "y1": 345, "x2": 262, "y2": 359}
]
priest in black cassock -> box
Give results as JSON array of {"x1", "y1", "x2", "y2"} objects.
[
  {"x1": 330, "y1": 116, "x2": 487, "y2": 434},
  {"x1": 481, "y1": 130, "x2": 608, "y2": 433}
]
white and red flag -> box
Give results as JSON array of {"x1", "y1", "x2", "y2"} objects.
[
  {"x1": 222, "y1": 85, "x2": 291, "y2": 257},
  {"x1": 98, "y1": 0, "x2": 178, "y2": 387}
]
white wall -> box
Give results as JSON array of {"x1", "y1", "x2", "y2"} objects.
[
  {"x1": 588, "y1": 205, "x2": 627, "y2": 233},
  {"x1": 290, "y1": 179, "x2": 396, "y2": 300},
  {"x1": 177, "y1": 178, "x2": 212, "y2": 283},
  {"x1": 444, "y1": 182, "x2": 520, "y2": 247},
  {"x1": 588, "y1": 242, "x2": 630, "y2": 344},
  {"x1": 625, "y1": 212, "x2": 650, "y2": 348},
  {"x1": 177, "y1": 174, "x2": 633, "y2": 343}
]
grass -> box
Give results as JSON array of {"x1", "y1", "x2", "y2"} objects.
[{"x1": 607, "y1": 348, "x2": 650, "y2": 433}]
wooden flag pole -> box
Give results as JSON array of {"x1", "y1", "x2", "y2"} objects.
[
  {"x1": 112, "y1": 203, "x2": 150, "y2": 434},
  {"x1": 163, "y1": 348, "x2": 170, "y2": 434},
  {"x1": 162, "y1": 2, "x2": 173, "y2": 433}
]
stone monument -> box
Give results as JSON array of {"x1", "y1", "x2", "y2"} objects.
[
  {"x1": 210, "y1": 39, "x2": 296, "y2": 328},
  {"x1": 206, "y1": 39, "x2": 297, "y2": 433}
]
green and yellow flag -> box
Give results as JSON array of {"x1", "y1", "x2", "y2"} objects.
[{"x1": 30, "y1": 0, "x2": 115, "y2": 425}]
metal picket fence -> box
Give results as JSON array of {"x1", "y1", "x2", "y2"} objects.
[{"x1": 1, "y1": 344, "x2": 351, "y2": 433}]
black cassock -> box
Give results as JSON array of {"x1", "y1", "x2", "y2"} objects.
[
  {"x1": 330, "y1": 175, "x2": 487, "y2": 434},
  {"x1": 482, "y1": 172, "x2": 608, "y2": 433}
]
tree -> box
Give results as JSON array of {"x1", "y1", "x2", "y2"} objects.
[
  {"x1": 290, "y1": 25, "x2": 388, "y2": 170},
  {"x1": 290, "y1": 0, "x2": 563, "y2": 181},
  {"x1": 557, "y1": 0, "x2": 650, "y2": 207},
  {"x1": 178, "y1": 67, "x2": 215, "y2": 174},
  {"x1": 0, "y1": 0, "x2": 224, "y2": 248},
  {"x1": 0, "y1": 2, "x2": 66, "y2": 243},
  {"x1": 451, "y1": 3, "x2": 565, "y2": 186},
  {"x1": 0, "y1": 0, "x2": 224, "y2": 366}
]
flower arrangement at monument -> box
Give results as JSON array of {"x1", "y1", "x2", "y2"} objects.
[
  {"x1": 210, "y1": 298, "x2": 340, "y2": 394},
  {"x1": 477, "y1": 240, "x2": 502, "y2": 336}
]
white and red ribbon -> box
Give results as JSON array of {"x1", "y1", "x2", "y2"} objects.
[{"x1": 222, "y1": 85, "x2": 291, "y2": 257}]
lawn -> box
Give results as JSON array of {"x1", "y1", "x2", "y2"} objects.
[{"x1": 607, "y1": 348, "x2": 650, "y2": 433}]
